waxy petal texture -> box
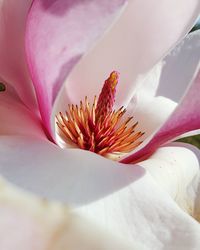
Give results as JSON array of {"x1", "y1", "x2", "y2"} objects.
[
  {"x1": 0, "y1": 180, "x2": 62, "y2": 250},
  {"x1": 157, "y1": 30, "x2": 200, "y2": 103},
  {"x1": 128, "y1": 96, "x2": 177, "y2": 142},
  {"x1": 0, "y1": 136, "x2": 143, "y2": 204},
  {"x1": 64, "y1": 0, "x2": 200, "y2": 109},
  {"x1": 26, "y1": 0, "x2": 126, "y2": 137},
  {"x1": 0, "y1": 136, "x2": 200, "y2": 249},
  {"x1": 0, "y1": 85, "x2": 44, "y2": 138},
  {"x1": 77, "y1": 146, "x2": 200, "y2": 249},
  {"x1": 0, "y1": 0, "x2": 36, "y2": 109},
  {"x1": 122, "y1": 30, "x2": 200, "y2": 163},
  {"x1": 0, "y1": 178, "x2": 139, "y2": 250}
]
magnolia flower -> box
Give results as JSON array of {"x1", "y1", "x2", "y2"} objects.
[{"x1": 0, "y1": 0, "x2": 200, "y2": 249}]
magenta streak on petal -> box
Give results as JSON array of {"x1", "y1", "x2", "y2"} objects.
[
  {"x1": 25, "y1": 0, "x2": 126, "y2": 139},
  {"x1": 0, "y1": 0, "x2": 36, "y2": 110},
  {"x1": 121, "y1": 69, "x2": 200, "y2": 164}
]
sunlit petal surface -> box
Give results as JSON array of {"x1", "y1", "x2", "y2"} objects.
[
  {"x1": 122, "y1": 30, "x2": 200, "y2": 163},
  {"x1": 26, "y1": 0, "x2": 126, "y2": 136},
  {"x1": 64, "y1": 0, "x2": 200, "y2": 109},
  {"x1": 0, "y1": 136, "x2": 200, "y2": 248}
]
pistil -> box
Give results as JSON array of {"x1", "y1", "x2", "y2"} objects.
[{"x1": 56, "y1": 71, "x2": 144, "y2": 160}]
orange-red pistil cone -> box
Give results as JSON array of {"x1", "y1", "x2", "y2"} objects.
[{"x1": 56, "y1": 71, "x2": 144, "y2": 160}]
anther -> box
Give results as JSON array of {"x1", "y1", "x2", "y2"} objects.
[{"x1": 56, "y1": 71, "x2": 144, "y2": 160}]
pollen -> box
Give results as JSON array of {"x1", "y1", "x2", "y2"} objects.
[{"x1": 56, "y1": 71, "x2": 144, "y2": 160}]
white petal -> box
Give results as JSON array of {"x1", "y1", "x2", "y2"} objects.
[
  {"x1": 121, "y1": 30, "x2": 200, "y2": 162},
  {"x1": 157, "y1": 30, "x2": 200, "y2": 102},
  {"x1": 61, "y1": 0, "x2": 200, "y2": 108},
  {"x1": 0, "y1": 177, "x2": 70, "y2": 250},
  {"x1": 134, "y1": 62, "x2": 164, "y2": 103},
  {"x1": 127, "y1": 96, "x2": 177, "y2": 142},
  {"x1": 0, "y1": 178, "x2": 134, "y2": 250},
  {"x1": 77, "y1": 146, "x2": 200, "y2": 249},
  {"x1": 140, "y1": 144, "x2": 199, "y2": 213},
  {"x1": 171, "y1": 142, "x2": 200, "y2": 222},
  {"x1": 0, "y1": 136, "x2": 143, "y2": 204},
  {"x1": 1, "y1": 136, "x2": 200, "y2": 248},
  {"x1": 130, "y1": 31, "x2": 200, "y2": 143}
]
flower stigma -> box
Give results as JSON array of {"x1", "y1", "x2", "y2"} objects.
[{"x1": 56, "y1": 71, "x2": 144, "y2": 160}]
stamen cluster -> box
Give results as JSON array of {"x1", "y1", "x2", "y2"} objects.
[{"x1": 56, "y1": 72, "x2": 144, "y2": 159}]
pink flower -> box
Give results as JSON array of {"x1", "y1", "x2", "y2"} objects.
[{"x1": 0, "y1": 0, "x2": 200, "y2": 249}]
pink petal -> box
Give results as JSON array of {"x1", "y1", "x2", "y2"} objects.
[
  {"x1": 25, "y1": 0, "x2": 126, "y2": 138},
  {"x1": 122, "y1": 31, "x2": 200, "y2": 164},
  {"x1": 62, "y1": 0, "x2": 200, "y2": 109},
  {"x1": 0, "y1": 0, "x2": 37, "y2": 110},
  {"x1": 0, "y1": 83, "x2": 44, "y2": 138}
]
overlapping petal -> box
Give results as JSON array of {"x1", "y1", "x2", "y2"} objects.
[
  {"x1": 122, "y1": 30, "x2": 200, "y2": 163},
  {"x1": 0, "y1": 0, "x2": 200, "y2": 248},
  {"x1": 0, "y1": 178, "x2": 138, "y2": 250},
  {"x1": 77, "y1": 145, "x2": 200, "y2": 249},
  {"x1": 25, "y1": 0, "x2": 127, "y2": 137},
  {"x1": 157, "y1": 30, "x2": 200, "y2": 103},
  {"x1": 0, "y1": 134, "x2": 200, "y2": 249},
  {"x1": 64, "y1": 0, "x2": 200, "y2": 108},
  {"x1": 0, "y1": 136, "x2": 144, "y2": 203},
  {"x1": 0, "y1": 180, "x2": 60, "y2": 250},
  {"x1": 175, "y1": 142, "x2": 200, "y2": 221},
  {"x1": 25, "y1": 0, "x2": 200, "y2": 139},
  {"x1": 0, "y1": 85, "x2": 44, "y2": 138},
  {"x1": 0, "y1": 0, "x2": 36, "y2": 109}
]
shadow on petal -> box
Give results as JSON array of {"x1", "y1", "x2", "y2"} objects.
[{"x1": 0, "y1": 136, "x2": 145, "y2": 206}]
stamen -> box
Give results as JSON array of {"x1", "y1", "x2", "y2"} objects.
[{"x1": 56, "y1": 71, "x2": 144, "y2": 160}]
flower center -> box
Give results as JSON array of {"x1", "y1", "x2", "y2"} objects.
[{"x1": 56, "y1": 71, "x2": 144, "y2": 160}]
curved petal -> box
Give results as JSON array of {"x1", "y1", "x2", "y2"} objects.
[
  {"x1": 157, "y1": 30, "x2": 200, "y2": 103},
  {"x1": 64, "y1": 0, "x2": 200, "y2": 109},
  {"x1": 25, "y1": 0, "x2": 127, "y2": 137},
  {"x1": 122, "y1": 30, "x2": 200, "y2": 163},
  {"x1": 172, "y1": 142, "x2": 200, "y2": 221},
  {"x1": 0, "y1": 83, "x2": 44, "y2": 138},
  {"x1": 0, "y1": 178, "x2": 64, "y2": 250},
  {"x1": 140, "y1": 144, "x2": 199, "y2": 213},
  {"x1": 122, "y1": 63, "x2": 177, "y2": 147},
  {"x1": 133, "y1": 62, "x2": 164, "y2": 103},
  {"x1": 0, "y1": 0, "x2": 36, "y2": 109},
  {"x1": 127, "y1": 96, "x2": 177, "y2": 142},
  {"x1": 1, "y1": 137, "x2": 200, "y2": 248},
  {"x1": 0, "y1": 135, "x2": 145, "y2": 205},
  {"x1": 1, "y1": 138, "x2": 200, "y2": 247},
  {"x1": 0, "y1": 178, "x2": 139, "y2": 250},
  {"x1": 77, "y1": 145, "x2": 200, "y2": 249}
]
